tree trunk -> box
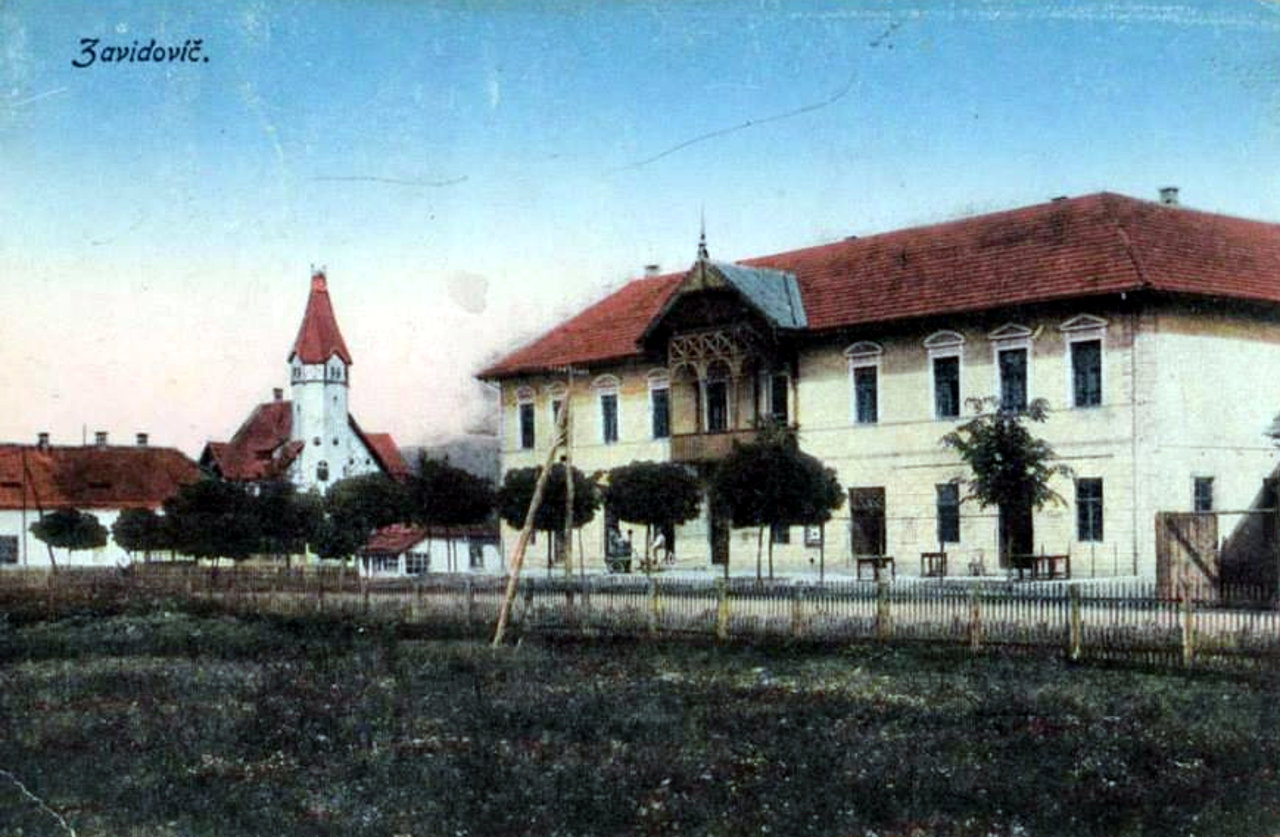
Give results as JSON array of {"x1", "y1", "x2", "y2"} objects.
[
  {"x1": 768, "y1": 528, "x2": 774, "y2": 581},
  {"x1": 747, "y1": 524, "x2": 757, "y2": 583}
]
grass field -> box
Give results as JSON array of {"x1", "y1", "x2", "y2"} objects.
[{"x1": 1, "y1": 609, "x2": 1279, "y2": 837}]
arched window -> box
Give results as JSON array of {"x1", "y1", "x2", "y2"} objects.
[{"x1": 843, "y1": 342, "x2": 882, "y2": 425}]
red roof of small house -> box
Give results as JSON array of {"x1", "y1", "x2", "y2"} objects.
[
  {"x1": 478, "y1": 192, "x2": 1280, "y2": 378},
  {"x1": 361, "y1": 522, "x2": 499, "y2": 555},
  {"x1": 0, "y1": 443, "x2": 200, "y2": 511},
  {"x1": 202, "y1": 400, "x2": 407, "y2": 482},
  {"x1": 289, "y1": 271, "x2": 354, "y2": 365}
]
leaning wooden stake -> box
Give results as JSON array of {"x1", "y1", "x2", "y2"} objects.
[{"x1": 492, "y1": 400, "x2": 568, "y2": 647}]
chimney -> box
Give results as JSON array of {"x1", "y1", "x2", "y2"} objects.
[
  {"x1": 1159, "y1": 186, "x2": 1180, "y2": 206},
  {"x1": 1051, "y1": 195, "x2": 1068, "y2": 203},
  {"x1": 643, "y1": 264, "x2": 660, "y2": 278},
  {"x1": 273, "y1": 387, "x2": 284, "y2": 402},
  {"x1": 94, "y1": 431, "x2": 108, "y2": 447},
  {"x1": 36, "y1": 432, "x2": 49, "y2": 449},
  {"x1": 136, "y1": 433, "x2": 149, "y2": 447}
]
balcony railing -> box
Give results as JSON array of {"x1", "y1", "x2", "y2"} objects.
[{"x1": 669, "y1": 428, "x2": 761, "y2": 462}]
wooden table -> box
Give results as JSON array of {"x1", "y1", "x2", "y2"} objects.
[{"x1": 855, "y1": 555, "x2": 895, "y2": 581}]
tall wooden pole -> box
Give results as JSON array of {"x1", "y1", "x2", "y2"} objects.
[
  {"x1": 563, "y1": 372, "x2": 575, "y2": 579},
  {"x1": 492, "y1": 389, "x2": 569, "y2": 647}
]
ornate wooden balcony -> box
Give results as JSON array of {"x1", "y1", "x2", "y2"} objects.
[{"x1": 669, "y1": 428, "x2": 761, "y2": 463}]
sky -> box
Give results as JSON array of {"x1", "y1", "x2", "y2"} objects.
[{"x1": 3, "y1": 0, "x2": 1280, "y2": 457}]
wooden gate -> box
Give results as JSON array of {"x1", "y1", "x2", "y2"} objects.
[{"x1": 1155, "y1": 512, "x2": 1218, "y2": 600}]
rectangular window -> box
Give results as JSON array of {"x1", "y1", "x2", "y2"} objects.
[
  {"x1": 706, "y1": 380, "x2": 729, "y2": 432},
  {"x1": 936, "y1": 484, "x2": 960, "y2": 544},
  {"x1": 770, "y1": 522, "x2": 790, "y2": 544},
  {"x1": 651, "y1": 387, "x2": 670, "y2": 439},
  {"x1": 1076, "y1": 478, "x2": 1104, "y2": 542},
  {"x1": 1194, "y1": 477, "x2": 1214, "y2": 513},
  {"x1": 601, "y1": 393, "x2": 619, "y2": 444},
  {"x1": 0, "y1": 535, "x2": 16, "y2": 565},
  {"x1": 468, "y1": 540, "x2": 484, "y2": 569},
  {"x1": 1071, "y1": 339, "x2": 1102, "y2": 407},
  {"x1": 998, "y1": 348, "x2": 1028, "y2": 412},
  {"x1": 405, "y1": 551, "x2": 430, "y2": 575},
  {"x1": 933, "y1": 356, "x2": 960, "y2": 419},
  {"x1": 770, "y1": 373, "x2": 789, "y2": 425},
  {"x1": 519, "y1": 403, "x2": 535, "y2": 449},
  {"x1": 854, "y1": 366, "x2": 878, "y2": 424}
]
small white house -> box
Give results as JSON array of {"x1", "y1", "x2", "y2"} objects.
[
  {"x1": 0, "y1": 432, "x2": 200, "y2": 568},
  {"x1": 360, "y1": 523, "x2": 502, "y2": 577}
]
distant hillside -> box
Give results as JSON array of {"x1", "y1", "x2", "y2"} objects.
[{"x1": 401, "y1": 435, "x2": 500, "y2": 484}]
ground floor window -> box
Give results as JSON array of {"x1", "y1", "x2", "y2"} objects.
[
  {"x1": 367, "y1": 553, "x2": 400, "y2": 574},
  {"x1": 770, "y1": 523, "x2": 790, "y2": 545},
  {"x1": 1194, "y1": 477, "x2": 1214, "y2": 513},
  {"x1": 936, "y1": 483, "x2": 960, "y2": 544},
  {"x1": 468, "y1": 540, "x2": 484, "y2": 569},
  {"x1": 0, "y1": 535, "x2": 16, "y2": 564},
  {"x1": 1076, "y1": 478, "x2": 1104, "y2": 542},
  {"x1": 405, "y1": 551, "x2": 429, "y2": 575}
]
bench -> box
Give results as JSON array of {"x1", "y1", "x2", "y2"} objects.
[
  {"x1": 855, "y1": 555, "x2": 895, "y2": 581},
  {"x1": 920, "y1": 551, "x2": 947, "y2": 578}
]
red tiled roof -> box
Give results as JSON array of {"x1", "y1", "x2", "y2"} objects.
[
  {"x1": 0, "y1": 444, "x2": 200, "y2": 511},
  {"x1": 478, "y1": 193, "x2": 1280, "y2": 378},
  {"x1": 355, "y1": 427, "x2": 411, "y2": 478},
  {"x1": 203, "y1": 400, "x2": 406, "y2": 482},
  {"x1": 289, "y1": 271, "x2": 353, "y2": 365},
  {"x1": 362, "y1": 522, "x2": 498, "y2": 555}
]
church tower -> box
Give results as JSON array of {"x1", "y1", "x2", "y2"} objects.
[{"x1": 288, "y1": 269, "x2": 354, "y2": 490}]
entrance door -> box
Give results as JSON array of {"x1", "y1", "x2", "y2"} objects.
[
  {"x1": 849, "y1": 487, "x2": 886, "y2": 556},
  {"x1": 998, "y1": 503, "x2": 1034, "y2": 567}
]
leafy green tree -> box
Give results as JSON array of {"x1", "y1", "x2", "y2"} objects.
[
  {"x1": 163, "y1": 479, "x2": 261, "y2": 563},
  {"x1": 941, "y1": 397, "x2": 1072, "y2": 565},
  {"x1": 314, "y1": 474, "x2": 411, "y2": 561},
  {"x1": 252, "y1": 482, "x2": 325, "y2": 566},
  {"x1": 408, "y1": 454, "x2": 496, "y2": 571},
  {"x1": 604, "y1": 461, "x2": 702, "y2": 571},
  {"x1": 110, "y1": 508, "x2": 171, "y2": 562},
  {"x1": 29, "y1": 508, "x2": 108, "y2": 569},
  {"x1": 497, "y1": 464, "x2": 599, "y2": 568},
  {"x1": 711, "y1": 428, "x2": 844, "y2": 580}
]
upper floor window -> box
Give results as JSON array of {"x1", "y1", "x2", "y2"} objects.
[
  {"x1": 593, "y1": 375, "x2": 620, "y2": 444},
  {"x1": 769, "y1": 372, "x2": 789, "y2": 425},
  {"x1": 1076, "y1": 478, "x2": 1104, "y2": 542},
  {"x1": 648, "y1": 370, "x2": 671, "y2": 440},
  {"x1": 845, "y1": 342, "x2": 882, "y2": 425},
  {"x1": 989, "y1": 324, "x2": 1032, "y2": 412},
  {"x1": 1194, "y1": 476, "x2": 1214, "y2": 513},
  {"x1": 1061, "y1": 315, "x2": 1107, "y2": 409},
  {"x1": 925, "y1": 331, "x2": 964, "y2": 419},
  {"x1": 1071, "y1": 340, "x2": 1102, "y2": 407},
  {"x1": 517, "y1": 387, "x2": 536, "y2": 450},
  {"x1": 705, "y1": 362, "x2": 731, "y2": 433}
]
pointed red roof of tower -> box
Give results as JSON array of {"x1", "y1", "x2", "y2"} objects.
[{"x1": 288, "y1": 270, "x2": 354, "y2": 365}]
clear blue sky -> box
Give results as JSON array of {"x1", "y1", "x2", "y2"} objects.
[{"x1": 3, "y1": 1, "x2": 1279, "y2": 454}]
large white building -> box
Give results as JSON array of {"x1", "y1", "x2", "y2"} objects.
[
  {"x1": 480, "y1": 191, "x2": 1280, "y2": 586},
  {"x1": 0, "y1": 432, "x2": 200, "y2": 568},
  {"x1": 201, "y1": 270, "x2": 408, "y2": 491}
]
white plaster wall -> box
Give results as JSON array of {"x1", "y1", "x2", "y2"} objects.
[{"x1": 0, "y1": 508, "x2": 135, "y2": 569}]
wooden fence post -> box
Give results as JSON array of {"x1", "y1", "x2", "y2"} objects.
[
  {"x1": 968, "y1": 587, "x2": 982, "y2": 653},
  {"x1": 790, "y1": 586, "x2": 805, "y2": 639},
  {"x1": 875, "y1": 580, "x2": 892, "y2": 641},
  {"x1": 716, "y1": 579, "x2": 730, "y2": 641},
  {"x1": 1068, "y1": 583, "x2": 1082, "y2": 662},
  {"x1": 1181, "y1": 581, "x2": 1196, "y2": 668}
]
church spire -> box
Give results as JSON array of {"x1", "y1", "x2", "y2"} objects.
[
  {"x1": 288, "y1": 268, "x2": 354, "y2": 365},
  {"x1": 697, "y1": 209, "x2": 709, "y2": 262}
]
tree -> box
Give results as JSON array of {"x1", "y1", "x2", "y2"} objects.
[
  {"x1": 604, "y1": 461, "x2": 702, "y2": 572},
  {"x1": 314, "y1": 473, "x2": 411, "y2": 562},
  {"x1": 163, "y1": 479, "x2": 261, "y2": 563},
  {"x1": 711, "y1": 428, "x2": 844, "y2": 580},
  {"x1": 408, "y1": 454, "x2": 496, "y2": 572},
  {"x1": 111, "y1": 508, "x2": 171, "y2": 562},
  {"x1": 941, "y1": 397, "x2": 1073, "y2": 565},
  {"x1": 252, "y1": 482, "x2": 325, "y2": 566},
  {"x1": 29, "y1": 508, "x2": 108, "y2": 569},
  {"x1": 497, "y1": 464, "x2": 599, "y2": 569}
]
